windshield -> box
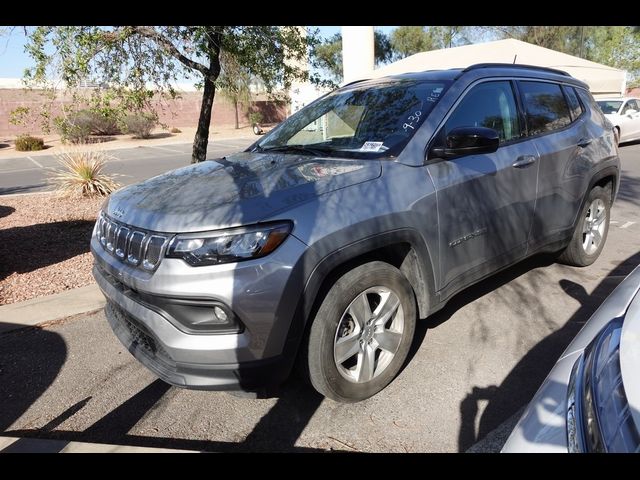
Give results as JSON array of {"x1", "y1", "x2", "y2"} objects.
[
  {"x1": 597, "y1": 100, "x2": 623, "y2": 114},
  {"x1": 254, "y1": 80, "x2": 450, "y2": 159}
]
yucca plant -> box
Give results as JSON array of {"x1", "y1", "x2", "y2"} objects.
[{"x1": 49, "y1": 150, "x2": 120, "y2": 197}]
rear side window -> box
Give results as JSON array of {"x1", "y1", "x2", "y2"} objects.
[
  {"x1": 519, "y1": 81, "x2": 571, "y2": 135},
  {"x1": 563, "y1": 86, "x2": 584, "y2": 121},
  {"x1": 445, "y1": 81, "x2": 521, "y2": 144},
  {"x1": 576, "y1": 88, "x2": 607, "y2": 123}
]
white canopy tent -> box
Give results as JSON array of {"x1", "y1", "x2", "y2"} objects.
[{"x1": 369, "y1": 39, "x2": 626, "y2": 98}]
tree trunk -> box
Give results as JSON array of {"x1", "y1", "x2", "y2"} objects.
[
  {"x1": 191, "y1": 27, "x2": 222, "y2": 164},
  {"x1": 192, "y1": 77, "x2": 216, "y2": 163},
  {"x1": 234, "y1": 100, "x2": 239, "y2": 130}
]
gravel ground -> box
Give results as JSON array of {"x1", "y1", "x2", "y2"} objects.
[{"x1": 0, "y1": 193, "x2": 103, "y2": 305}]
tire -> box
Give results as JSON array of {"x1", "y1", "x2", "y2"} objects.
[
  {"x1": 252, "y1": 124, "x2": 262, "y2": 135},
  {"x1": 614, "y1": 127, "x2": 620, "y2": 146},
  {"x1": 301, "y1": 261, "x2": 417, "y2": 402},
  {"x1": 557, "y1": 186, "x2": 610, "y2": 267}
]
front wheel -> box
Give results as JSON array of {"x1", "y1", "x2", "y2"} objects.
[
  {"x1": 557, "y1": 186, "x2": 610, "y2": 267},
  {"x1": 302, "y1": 261, "x2": 417, "y2": 402}
]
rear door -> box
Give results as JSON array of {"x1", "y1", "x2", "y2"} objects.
[
  {"x1": 426, "y1": 80, "x2": 539, "y2": 295},
  {"x1": 518, "y1": 81, "x2": 588, "y2": 249}
]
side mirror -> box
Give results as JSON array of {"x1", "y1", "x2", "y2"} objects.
[
  {"x1": 626, "y1": 108, "x2": 637, "y2": 117},
  {"x1": 429, "y1": 126, "x2": 500, "y2": 160}
]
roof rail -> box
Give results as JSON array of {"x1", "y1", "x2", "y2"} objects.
[{"x1": 463, "y1": 63, "x2": 571, "y2": 77}]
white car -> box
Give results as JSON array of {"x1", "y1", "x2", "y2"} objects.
[
  {"x1": 502, "y1": 264, "x2": 640, "y2": 452},
  {"x1": 596, "y1": 97, "x2": 640, "y2": 145}
]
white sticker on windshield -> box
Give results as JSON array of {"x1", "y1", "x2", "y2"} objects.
[{"x1": 361, "y1": 141, "x2": 384, "y2": 152}]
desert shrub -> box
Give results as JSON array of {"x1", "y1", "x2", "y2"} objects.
[
  {"x1": 15, "y1": 135, "x2": 45, "y2": 151},
  {"x1": 90, "y1": 108, "x2": 122, "y2": 135},
  {"x1": 122, "y1": 112, "x2": 158, "y2": 139},
  {"x1": 170, "y1": 127, "x2": 181, "y2": 134},
  {"x1": 49, "y1": 150, "x2": 120, "y2": 197},
  {"x1": 54, "y1": 111, "x2": 93, "y2": 144}
]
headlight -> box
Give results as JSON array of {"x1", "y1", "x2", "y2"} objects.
[
  {"x1": 566, "y1": 318, "x2": 640, "y2": 452},
  {"x1": 166, "y1": 222, "x2": 292, "y2": 266}
]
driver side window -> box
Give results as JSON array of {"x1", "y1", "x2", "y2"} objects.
[{"x1": 445, "y1": 81, "x2": 521, "y2": 144}]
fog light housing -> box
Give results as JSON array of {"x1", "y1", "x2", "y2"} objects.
[
  {"x1": 136, "y1": 292, "x2": 242, "y2": 334},
  {"x1": 213, "y1": 306, "x2": 228, "y2": 323}
]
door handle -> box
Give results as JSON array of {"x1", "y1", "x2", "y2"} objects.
[
  {"x1": 512, "y1": 155, "x2": 537, "y2": 168},
  {"x1": 578, "y1": 138, "x2": 592, "y2": 148}
]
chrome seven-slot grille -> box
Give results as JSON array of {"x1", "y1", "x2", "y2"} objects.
[{"x1": 96, "y1": 213, "x2": 169, "y2": 271}]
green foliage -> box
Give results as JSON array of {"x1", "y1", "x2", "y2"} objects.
[
  {"x1": 248, "y1": 110, "x2": 264, "y2": 125},
  {"x1": 23, "y1": 26, "x2": 320, "y2": 162},
  {"x1": 122, "y1": 112, "x2": 158, "y2": 139},
  {"x1": 313, "y1": 31, "x2": 395, "y2": 83},
  {"x1": 170, "y1": 127, "x2": 181, "y2": 133},
  {"x1": 9, "y1": 106, "x2": 30, "y2": 127},
  {"x1": 217, "y1": 51, "x2": 253, "y2": 128},
  {"x1": 88, "y1": 106, "x2": 122, "y2": 135},
  {"x1": 15, "y1": 135, "x2": 45, "y2": 151},
  {"x1": 390, "y1": 26, "x2": 469, "y2": 60}
]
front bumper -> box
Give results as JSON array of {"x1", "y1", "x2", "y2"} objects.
[
  {"x1": 91, "y1": 230, "x2": 317, "y2": 391},
  {"x1": 95, "y1": 264, "x2": 291, "y2": 390}
]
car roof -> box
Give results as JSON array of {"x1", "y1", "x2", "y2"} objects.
[{"x1": 344, "y1": 63, "x2": 588, "y2": 90}]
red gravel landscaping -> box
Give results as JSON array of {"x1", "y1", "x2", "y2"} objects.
[{"x1": 0, "y1": 193, "x2": 104, "y2": 305}]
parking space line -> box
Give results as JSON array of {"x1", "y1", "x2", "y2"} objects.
[
  {"x1": 146, "y1": 145, "x2": 187, "y2": 154},
  {"x1": 620, "y1": 221, "x2": 636, "y2": 229},
  {"x1": 27, "y1": 156, "x2": 44, "y2": 168}
]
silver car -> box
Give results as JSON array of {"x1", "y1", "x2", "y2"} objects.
[
  {"x1": 91, "y1": 64, "x2": 620, "y2": 402},
  {"x1": 502, "y1": 264, "x2": 640, "y2": 453}
]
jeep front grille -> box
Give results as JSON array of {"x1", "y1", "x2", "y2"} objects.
[{"x1": 96, "y1": 212, "x2": 169, "y2": 271}]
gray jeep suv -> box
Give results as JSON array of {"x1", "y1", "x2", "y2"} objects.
[{"x1": 91, "y1": 64, "x2": 620, "y2": 402}]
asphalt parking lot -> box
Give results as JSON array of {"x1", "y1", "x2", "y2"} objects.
[
  {"x1": 0, "y1": 137, "x2": 256, "y2": 195},
  {"x1": 1, "y1": 142, "x2": 639, "y2": 452}
]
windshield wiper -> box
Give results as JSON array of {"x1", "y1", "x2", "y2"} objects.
[{"x1": 257, "y1": 144, "x2": 333, "y2": 157}]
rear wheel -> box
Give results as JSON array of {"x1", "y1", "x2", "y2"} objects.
[
  {"x1": 302, "y1": 261, "x2": 417, "y2": 402},
  {"x1": 557, "y1": 186, "x2": 610, "y2": 267}
]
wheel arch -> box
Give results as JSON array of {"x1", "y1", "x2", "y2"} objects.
[{"x1": 302, "y1": 229, "x2": 436, "y2": 324}]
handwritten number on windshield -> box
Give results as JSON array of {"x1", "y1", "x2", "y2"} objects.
[{"x1": 403, "y1": 110, "x2": 422, "y2": 132}]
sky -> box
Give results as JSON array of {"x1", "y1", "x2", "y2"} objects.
[
  {"x1": 0, "y1": 26, "x2": 399, "y2": 79},
  {"x1": 0, "y1": 28, "x2": 29, "y2": 77}
]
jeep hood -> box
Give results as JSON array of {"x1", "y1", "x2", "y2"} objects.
[{"x1": 106, "y1": 152, "x2": 381, "y2": 233}]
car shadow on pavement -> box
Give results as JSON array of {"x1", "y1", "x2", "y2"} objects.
[
  {"x1": 404, "y1": 253, "x2": 558, "y2": 369},
  {"x1": 5, "y1": 377, "x2": 329, "y2": 452},
  {"x1": 0, "y1": 220, "x2": 94, "y2": 281},
  {"x1": 457, "y1": 250, "x2": 640, "y2": 452},
  {"x1": 0, "y1": 324, "x2": 67, "y2": 433},
  {"x1": 616, "y1": 169, "x2": 640, "y2": 207}
]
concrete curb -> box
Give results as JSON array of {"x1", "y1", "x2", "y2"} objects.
[
  {"x1": 0, "y1": 284, "x2": 105, "y2": 334},
  {"x1": 0, "y1": 436, "x2": 199, "y2": 453}
]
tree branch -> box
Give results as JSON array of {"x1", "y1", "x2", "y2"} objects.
[{"x1": 129, "y1": 26, "x2": 210, "y2": 76}]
